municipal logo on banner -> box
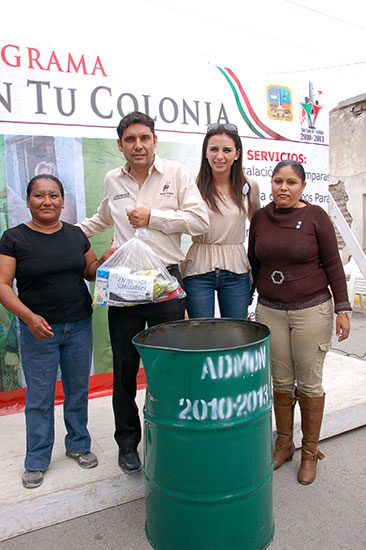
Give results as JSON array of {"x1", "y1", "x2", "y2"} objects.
[
  {"x1": 300, "y1": 81, "x2": 323, "y2": 129},
  {"x1": 266, "y1": 85, "x2": 292, "y2": 121},
  {"x1": 299, "y1": 81, "x2": 325, "y2": 143}
]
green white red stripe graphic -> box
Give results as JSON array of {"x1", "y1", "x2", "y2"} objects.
[{"x1": 217, "y1": 66, "x2": 287, "y2": 141}]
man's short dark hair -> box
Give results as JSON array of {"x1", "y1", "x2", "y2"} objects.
[{"x1": 116, "y1": 111, "x2": 155, "y2": 140}]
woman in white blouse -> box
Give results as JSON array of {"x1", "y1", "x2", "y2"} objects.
[{"x1": 181, "y1": 123, "x2": 260, "y2": 318}]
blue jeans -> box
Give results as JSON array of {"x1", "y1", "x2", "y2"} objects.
[
  {"x1": 184, "y1": 269, "x2": 251, "y2": 319},
  {"x1": 19, "y1": 316, "x2": 93, "y2": 471}
]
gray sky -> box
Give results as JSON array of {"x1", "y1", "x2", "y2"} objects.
[{"x1": 3, "y1": 0, "x2": 366, "y2": 108}]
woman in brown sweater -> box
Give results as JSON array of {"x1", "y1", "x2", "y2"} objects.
[{"x1": 248, "y1": 159, "x2": 351, "y2": 485}]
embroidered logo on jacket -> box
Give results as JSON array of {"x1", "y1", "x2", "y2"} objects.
[
  {"x1": 160, "y1": 181, "x2": 174, "y2": 196},
  {"x1": 113, "y1": 193, "x2": 130, "y2": 200}
]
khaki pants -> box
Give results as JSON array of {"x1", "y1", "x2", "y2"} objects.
[{"x1": 256, "y1": 300, "x2": 333, "y2": 397}]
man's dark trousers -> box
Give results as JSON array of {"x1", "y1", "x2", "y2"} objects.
[{"x1": 108, "y1": 265, "x2": 185, "y2": 450}]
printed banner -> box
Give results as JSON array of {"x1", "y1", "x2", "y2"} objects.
[{"x1": 0, "y1": 39, "x2": 330, "y2": 412}]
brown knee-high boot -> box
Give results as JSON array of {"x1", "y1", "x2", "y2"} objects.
[
  {"x1": 272, "y1": 391, "x2": 296, "y2": 470},
  {"x1": 297, "y1": 391, "x2": 325, "y2": 485}
]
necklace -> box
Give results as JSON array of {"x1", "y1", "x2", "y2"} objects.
[
  {"x1": 215, "y1": 181, "x2": 232, "y2": 200},
  {"x1": 218, "y1": 191, "x2": 232, "y2": 199}
]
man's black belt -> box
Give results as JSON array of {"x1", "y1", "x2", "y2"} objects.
[{"x1": 166, "y1": 264, "x2": 179, "y2": 272}]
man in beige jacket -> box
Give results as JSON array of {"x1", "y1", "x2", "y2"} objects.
[{"x1": 78, "y1": 111, "x2": 209, "y2": 474}]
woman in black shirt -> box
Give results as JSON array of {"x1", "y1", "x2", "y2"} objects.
[{"x1": 0, "y1": 174, "x2": 112, "y2": 489}]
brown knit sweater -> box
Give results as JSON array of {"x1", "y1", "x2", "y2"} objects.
[{"x1": 248, "y1": 201, "x2": 351, "y2": 312}]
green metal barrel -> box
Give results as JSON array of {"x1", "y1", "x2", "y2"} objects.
[{"x1": 133, "y1": 318, "x2": 273, "y2": 550}]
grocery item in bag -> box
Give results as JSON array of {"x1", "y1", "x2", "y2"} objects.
[{"x1": 93, "y1": 236, "x2": 185, "y2": 307}]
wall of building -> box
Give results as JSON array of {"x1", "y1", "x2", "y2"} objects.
[{"x1": 329, "y1": 94, "x2": 366, "y2": 258}]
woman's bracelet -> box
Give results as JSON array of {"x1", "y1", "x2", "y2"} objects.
[{"x1": 337, "y1": 311, "x2": 352, "y2": 318}]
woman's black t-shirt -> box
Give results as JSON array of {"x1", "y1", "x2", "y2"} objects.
[{"x1": 0, "y1": 222, "x2": 93, "y2": 323}]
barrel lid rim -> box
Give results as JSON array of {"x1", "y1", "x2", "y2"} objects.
[{"x1": 133, "y1": 317, "x2": 271, "y2": 352}]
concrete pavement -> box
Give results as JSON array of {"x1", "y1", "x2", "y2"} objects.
[
  {"x1": 0, "y1": 310, "x2": 365, "y2": 547},
  {"x1": 1, "y1": 426, "x2": 365, "y2": 550}
]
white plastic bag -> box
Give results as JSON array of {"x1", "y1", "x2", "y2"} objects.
[{"x1": 93, "y1": 232, "x2": 185, "y2": 307}]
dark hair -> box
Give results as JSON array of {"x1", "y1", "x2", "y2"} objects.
[
  {"x1": 272, "y1": 159, "x2": 306, "y2": 184},
  {"x1": 116, "y1": 111, "x2": 155, "y2": 140},
  {"x1": 26, "y1": 174, "x2": 64, "y2": 198},
  {"x1": 197, "y1": 126, "x2": 247, "y2": 213}
]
